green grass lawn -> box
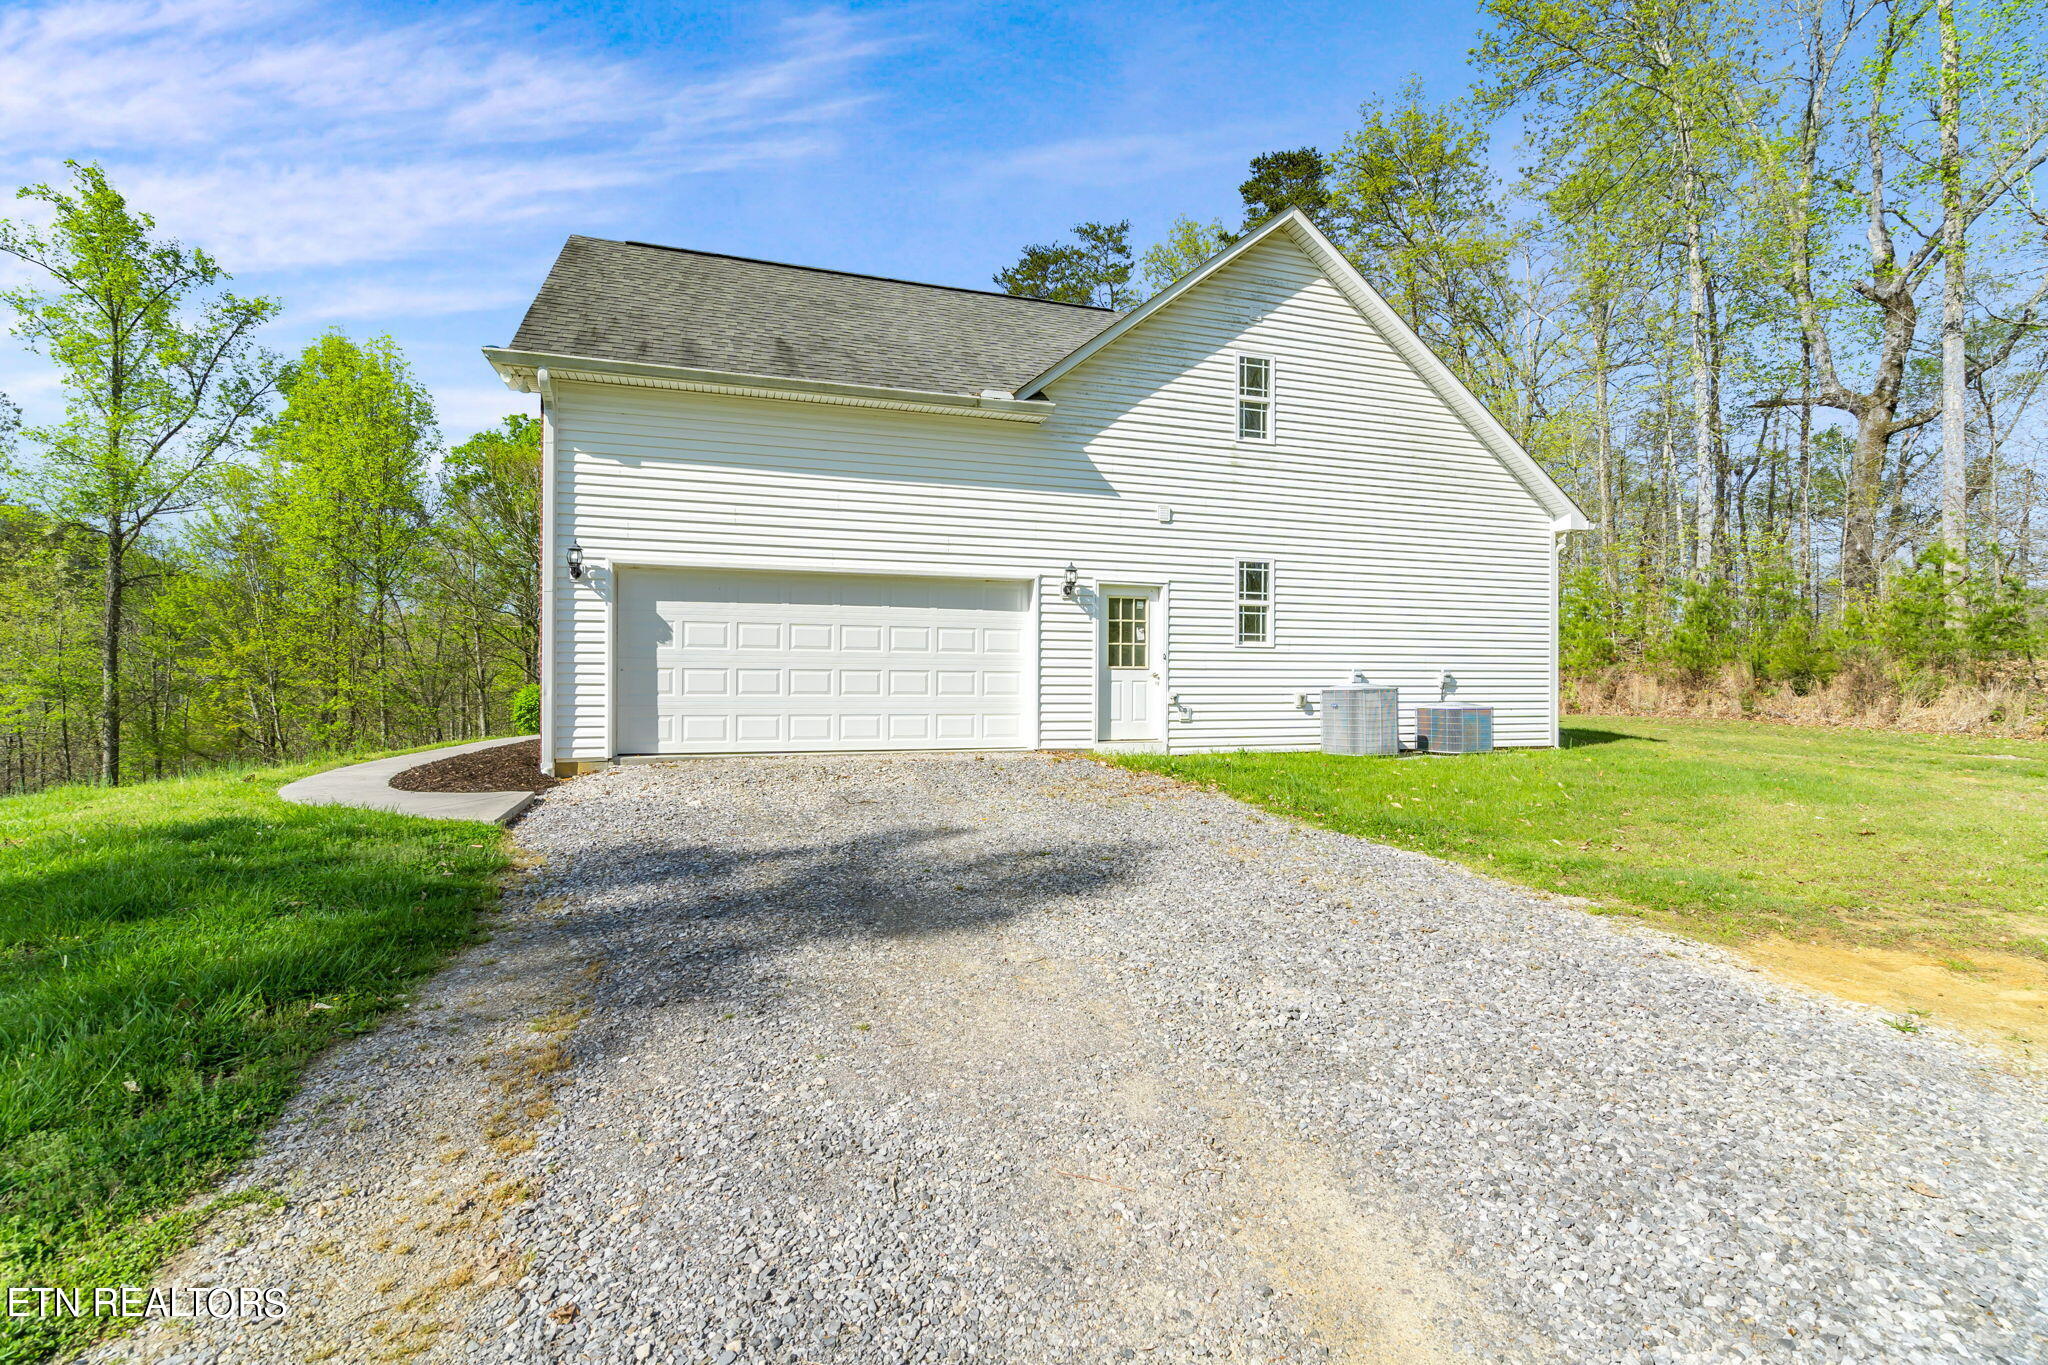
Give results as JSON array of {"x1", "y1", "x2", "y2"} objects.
[
  {"x1": 1117, "y1": 716, "x2": 2048, "y2": 962},
  {"x1": 0, "y1": 758, "x2": 509, "y2": 1362}
]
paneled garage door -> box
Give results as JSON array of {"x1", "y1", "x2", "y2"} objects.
[{"x1": 616, "y1": 568, "x2": 1032, "y2": 754}]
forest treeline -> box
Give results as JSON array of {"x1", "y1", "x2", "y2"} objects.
[
  {"x1": 0, "y1": 167, "x2": 537, "y2": 793},
  {"x1": 1002, "y1": 0, "x2": 2048, "y2": 732}
]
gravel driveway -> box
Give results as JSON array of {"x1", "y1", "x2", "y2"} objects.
[{"x1": 98, "y1": 754, "x2": 2046, "y2": 1365}]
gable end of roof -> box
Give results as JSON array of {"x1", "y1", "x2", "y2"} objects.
[{"x1": 1016, "y1": 210, "x2": 1590, "y2": 530}]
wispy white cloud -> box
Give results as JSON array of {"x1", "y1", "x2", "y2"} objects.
[
  {"x1": 116, "y1": 156, "x2": 643, "y2": 272},
  {"x1": 979, "y1": 131, "x2": 1241, "y2": 187},
  {"x1": 0, "y1": 1, "x2": 889, "y2": 269},
  {"x1": 433, "y1": 382, "x2": 536, "y2": 438},
  {"x1": 0, "y1": 1, "x2": 900, "y2": 440},
  {"x1": 0, "y1": 361, "x2": 70, "y2": 429},
  {"x1": 294, "y1": 280, "x2": 530, "y2": 324}
]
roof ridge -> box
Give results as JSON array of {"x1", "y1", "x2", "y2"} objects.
[{"x1": 590, "y1": 236, "x2": 1120, "y2": 313}]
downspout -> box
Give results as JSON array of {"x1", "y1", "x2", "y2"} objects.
[
  {"x1": 536, "y1": 366, "x2": 558, "y2": 776},
  {"x1": 1548, "y1": 513, "x2": 1579, "y2": 748}
]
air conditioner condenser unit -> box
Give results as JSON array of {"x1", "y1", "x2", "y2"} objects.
[
  {"x1": 1320, "y1": 684, "x2": 1400, "y2": 756},
  {"x1": 1415, "y1": 704, "x2": 1493, "y2": 754}
]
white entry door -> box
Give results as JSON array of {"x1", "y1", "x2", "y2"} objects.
[
  {"x1": 1102, "y1": 587, "x2": 1163, "y2": 742},
  {"x1": 616, "y1": 568, "x2": 1030, "y2": 754}
]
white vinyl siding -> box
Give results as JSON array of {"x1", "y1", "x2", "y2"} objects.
[{"x1": 543, "y1": 233, "x2": 1560, "y2": 759}]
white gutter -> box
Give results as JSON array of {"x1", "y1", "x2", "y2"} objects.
[{"x1": 483, "y1": 347, "x2": 1053, "y2": 423}]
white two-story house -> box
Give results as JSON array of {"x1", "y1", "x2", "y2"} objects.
[{"x1": 485, "y1": 210, "x2": 1587, "y2": 775}]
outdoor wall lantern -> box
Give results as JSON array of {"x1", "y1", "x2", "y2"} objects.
[
  {"x1": 1062, "y1": 563, "x2": 1079, "y2": 599},
  {"x1": 567, "y1": 544, "x2": 585, "y2": 580}
]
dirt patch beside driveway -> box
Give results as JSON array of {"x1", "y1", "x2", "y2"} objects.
[{"x1": 392, "y1": 738, "x2": 559, "y2": 794}]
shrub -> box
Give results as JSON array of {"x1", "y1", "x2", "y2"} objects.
[
  {"x1": 1560, "y1": 566, "x2": 1620, "y2": 674},
  {"x1": 510, "y1": 683, "x2": 541, "y2": 734},
  {"x1": 1961, "y1": 571, "x2": 2035, "y2": 670},
  {"x1": 1877, "y1": 547, "x2": 1961, "y2": 671},
  {"x1": 1662, "y1": 577, "x2": 1736, "y2": 679},
  {"x1": 1760, "y1": 613, "x2": 1831, "y2": 692}
]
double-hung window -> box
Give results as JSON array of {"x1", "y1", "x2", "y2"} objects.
[
  {"x1": 1236, "y1": 559, "x2": 1272, "y2": 645},
  {"x1": 1236, "y1": 355, "x2": 1273, "y2": 441}
]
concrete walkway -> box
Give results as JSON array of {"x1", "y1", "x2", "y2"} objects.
[{"x1": 277, "y1": 736, "x2": 542, "y2": 824}]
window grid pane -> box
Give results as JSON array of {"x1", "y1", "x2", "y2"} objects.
[
  {"x1": 1238, "y1": 400, "x2": 1269, "y2": 441},
  {"x1": 1237, "y1": 560, "x2": 1271, "y2": 644},
  {"x1": 1107, "y1": 595, "x2": 1148, "y2": 669},
  {"x1": 1238, "y1": 355, "x2": 1271, "y2": 398}
]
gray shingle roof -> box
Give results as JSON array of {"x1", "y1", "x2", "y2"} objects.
[{"x1": 507, "y1": 236, "x2": 1121, "y2": 397}]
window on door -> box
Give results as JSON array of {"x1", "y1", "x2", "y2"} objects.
[
  {"x1": 1107, "y1": 595, "x2": 1149, "y2": 668},
  {"x1": 1237, "y1": 560, "x2": 1272, "y2": 645}
]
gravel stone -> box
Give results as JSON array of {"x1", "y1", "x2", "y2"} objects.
[{"x1": 89, "y1": 754, "x2": 2047, "y2": 1363}]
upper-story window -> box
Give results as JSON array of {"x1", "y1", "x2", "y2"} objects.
[{"x1": 1236, "y1": 355, "x2": 1273, "y2": 441}]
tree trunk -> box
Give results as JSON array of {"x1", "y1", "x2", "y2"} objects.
[
  {"x1": 1978, "y1": 378, "x2": 2001, "y2": 582},
  {"x1": 1660, "y1": 349, "x2": 1683, "y2": 585},
  {"x1": 2018, "y1": 465, "x2": 2036, "y2": 586},
  {"x1": 1763, "y1": 407, "x2": 1781, "y2": 543},
  {"x1": 1592, "y1": 296, "x2": 1617, "y2": 593},
  {"x1": 1797, "y1": 338, "x2": 1815, "y2": 609},
  {"x1": 1683, "y1": 184, "x2": 1720, "y2": 578},
  {"x1": 1937, "y1": 0, "x2": 1968, "y2": 589},
  {"x1": 100, "y1": 525, "x2": 123, "y2": 786},
  {"x1": 1842, "y1": 408, "x2": 1891, "y2": 598}
]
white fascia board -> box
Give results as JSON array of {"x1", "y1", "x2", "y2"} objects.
[
  {"x1": 1016, "y1": 208, "x2": 1592, "y2": 529},
  {"x1": 481, "y1": 347, "x2": 1054, "y2": 424}
]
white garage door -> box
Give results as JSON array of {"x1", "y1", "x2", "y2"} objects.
[{"x1": 616, "y1": 568, "x2": 1031, "y2": 754}]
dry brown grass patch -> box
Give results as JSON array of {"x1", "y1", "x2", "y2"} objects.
[{"x1": 1568, "y1": 666, "x2": 2048, "y2": 739}]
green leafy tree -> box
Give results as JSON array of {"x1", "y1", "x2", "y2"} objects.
[
  {"x1": 1740, "y1": 1, "x2": 2048, "y2": 597},
  {"x1": 1139, "y1": 215, "x2": 1233, "y2": 291},
  {"x1": 994, "y1": 220, "x2": 1136, "y2": 307},
  {"x1": 1478, "y1": 0, "x2": 1750, "y2": 580},
  {"x1": 259, "y1": 331, "x2": 438, "y2": 747},
  {"x1": 0, "y1": 504, "x2": 102, "y2": 790},
  {"x1": 438, "y1": 414, "x2": 543, "y2": 714},
  {"x1": 155, "y1": 465, "x2": 295, "y2": 760},
  {"x1": 0, "y1": 162, "x2": 278, "y2": 783},
  {"x1": 1327, "y1": 81, "x2": 1518, "y2": 397},
  {"x1": 1741, "y1": 544, "x2": 1828, "y2": 686},
  {"x1": 1236, "y1": 147, "x2": 1332, "y2": 233}
]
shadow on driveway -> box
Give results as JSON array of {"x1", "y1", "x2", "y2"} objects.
[{"x1": 519, "y1": 821, "x2": 1143, "y2": 1020}]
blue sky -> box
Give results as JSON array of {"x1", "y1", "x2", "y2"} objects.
[{"x1": 0, "y1": 0, "x2": 1496, "y2": 443}]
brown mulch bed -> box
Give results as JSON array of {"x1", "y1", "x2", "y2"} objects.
[{"x1": 390, "y1": 739, "x2": 561, "y2": 793}]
